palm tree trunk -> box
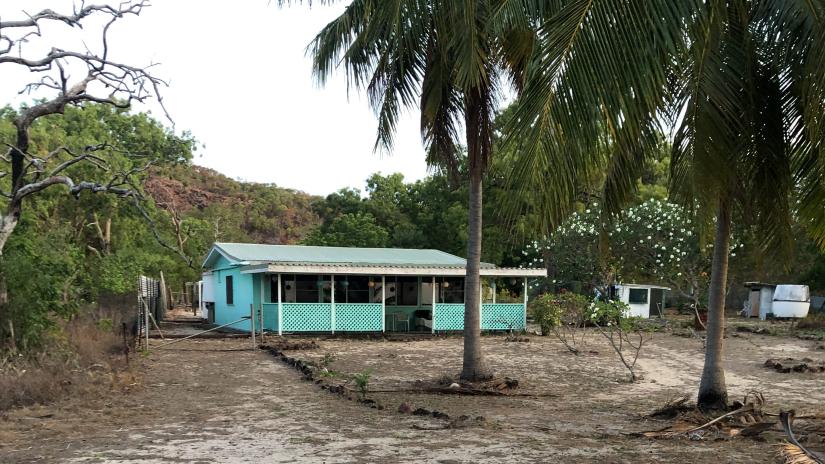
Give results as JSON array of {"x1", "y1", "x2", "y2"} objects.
[
  {"x1": 698, "y1": 199, "x2": 731, "y2": 410},
  {"x1": 460, "y1": 89, "x2": 493, "y2": 381},
  {"x1": 461, "y1": 163, "x2": 492, "y2": 381}
]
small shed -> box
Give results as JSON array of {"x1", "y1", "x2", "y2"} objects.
[
  {"x1": 744, "y1": 282, "x2": 776, "y2": 320},
  {"x1": 609, "y1": 283, "x2": 670, "y2": 318}
]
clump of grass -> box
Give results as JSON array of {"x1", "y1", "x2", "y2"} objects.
[{"x1": 352, "y1": 370, "x2": 372, "y2": 399}]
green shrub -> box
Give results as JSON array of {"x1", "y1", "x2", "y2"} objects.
[
  {"x1": 320, "y1": 352, "x2": 337, "y2": 368},
  {"x1": 531, "y1": 292, "x2": 589, "y2": 336},
  {"x1": 588, "y1": 300, "x2": 630, "y2": 328}
]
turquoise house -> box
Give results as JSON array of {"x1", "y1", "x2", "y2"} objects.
[{"x1": 201, "y1": 242, "x2": 546, "y2": 334}]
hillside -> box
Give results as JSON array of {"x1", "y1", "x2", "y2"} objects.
[{"x1": 145, "y1": 164, "x2": 321, "y2": 245}]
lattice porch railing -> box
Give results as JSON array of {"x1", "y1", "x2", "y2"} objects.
[
  {"x1": 481, "y1": 303, "x2": 526, "y2": 330},
  {"x1": 433, "y1": 303, "x2": 466, "y2": 330},
  {"x1": 433, "y1": 303, "x2": 526, "y2": 331},
  {"x1": 278, "y1": 303, "x2": 383, "y2": 332},
  {"x1": 281, "y1": 303, "x2": 333, "y2": 332},
  {"x1": 334, "y1": 303, "x2": 382, "y2": 331}
]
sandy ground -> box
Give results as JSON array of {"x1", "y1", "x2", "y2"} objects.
[{"x1": 1, "y1": 327, "x2": 824, "y2": 463}]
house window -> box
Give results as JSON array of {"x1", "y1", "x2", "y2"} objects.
[
  {"x1": 383, "y1": 277, "x2": 419, "y2": 306},
  {"x1": 334, "y1": 276, "x2": 374, "y2": 303},
  {"x1": 439, "y1": 277, "x2": 465, "y2": 303},
  {"x1": 282, "y1": 275, "x2": 331, "y2": 303},
  {"x1": 226, "y1": 275, "x2": 234, "y2": 305},
  {"x1": 628, "y1": 288, "x2": 648, "y2": 304}
]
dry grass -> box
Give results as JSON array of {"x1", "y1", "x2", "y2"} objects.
[
  {"x1": 797, "y1": 312, "x2": 825, "y2": 331},
  {"x1": 0, "y1": 314, "x2": 135, "y2": 411}
]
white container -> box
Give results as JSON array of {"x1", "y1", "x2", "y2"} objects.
[{"x1": 772, "y1": 285, "x2": 810, "y2": 318}]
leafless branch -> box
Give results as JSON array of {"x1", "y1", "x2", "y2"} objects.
[
  {"x1": 593, "y1": 320, "x2": 649, "y2": 382},
  {"x1": 1, "y1": 1, "x2": 172, "y2": 128},
  {"x1": 0, "y1": 1, "x2": 184, "y2": 271},
  {"x1": 0, "y1": 2, "x2": 148, "y2": 30},
  {"x1": 13, "y1": 174, "x2": 133, "y2": 201}
]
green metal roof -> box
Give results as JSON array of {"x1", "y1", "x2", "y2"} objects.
[{"x1": 204, "y1": 242, "x2": 495, "y2": 269}]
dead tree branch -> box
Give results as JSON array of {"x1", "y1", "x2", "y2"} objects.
[{"x1": 0, "y1": 1, "x2": 187, "y2": 289}]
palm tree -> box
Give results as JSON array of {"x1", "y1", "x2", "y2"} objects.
[
  {"x1": 294, "y1": 1, "x2": 544, "y2": 380},
  {"x1": 509, "y1": 1, "x2": 825, "y2": 409}
]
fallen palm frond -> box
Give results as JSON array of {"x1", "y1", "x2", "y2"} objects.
[
  {"x1": 779, "y1": 410, "x2": 825, "y2": 464},
  {"x1": 637, "y1": 391, "x2": 768, "y2": 439}
]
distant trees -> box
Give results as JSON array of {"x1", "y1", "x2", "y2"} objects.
[{"x1": 303, "y1": 212, "x2": 389, "y2": 248}]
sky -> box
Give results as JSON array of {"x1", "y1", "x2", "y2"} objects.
[{"x1": 0, "y1": 1, "x2": 431, "y2": 196}]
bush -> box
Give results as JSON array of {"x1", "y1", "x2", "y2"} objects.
[
  {"x1": 588, "y1": 299, "x2": 630, "y2": 327},
  {"x1": 530, "y1": 294, "x2": 559, "y2": 336},
  {"x1": 530, "y1": 292, "x2": 589, "y2": 336}
]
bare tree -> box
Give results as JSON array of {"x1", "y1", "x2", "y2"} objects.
[
  {"x1": 593, "y1": 320, "x2": 649, "y2": 383},
  {"x1": 0, "y1": 1, "x2": 183, "y2": 306}
]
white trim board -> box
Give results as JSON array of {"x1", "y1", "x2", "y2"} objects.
[{"x1": 239, "y1": 263, "x2": 547, "y2": 277}]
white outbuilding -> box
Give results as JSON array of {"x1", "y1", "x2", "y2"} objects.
[{"x1": 609, "y1": 283, "x2": 670, "y2": 318}]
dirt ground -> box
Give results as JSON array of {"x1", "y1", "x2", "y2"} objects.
[{"x1": 1, "y1": 324, "x2": 824, "y2": 463}]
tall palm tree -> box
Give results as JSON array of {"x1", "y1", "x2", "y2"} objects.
[
  {"x1": 509, "y1": 0, "x2": 825, "y2": 409},
  {"x1": 297, "y1": 1, "x2": 544, "y2": 380}
]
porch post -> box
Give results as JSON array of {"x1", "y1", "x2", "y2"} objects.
[
  {"x1": 260, "y1": 276, "x2": 265, "y2": 337},
  {"x1": 277, "y1": 273, "x2": 282, "y2": 336},
  {"x1": 381, "y1": 276, "x2": 386, "y2": 333},
  {"x1": 331, "y1": 275, "x2": 336, "y2": 334},
  {"x1": 431, "y1": 276, "x2": 436, "y2": 334},
  {"x1": 492, "y1": 280, "x2": 496, "y2": 304},
  {"x1": 479, "y1": 278, "x2": 484, "y2": 330},
  {"x1": 523, "y1": 277, "x2": 528, "y2": 329}
]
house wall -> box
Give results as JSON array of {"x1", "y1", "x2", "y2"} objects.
[{"x1": 211, "y1": 255, "x2": 255, "y2": 331}]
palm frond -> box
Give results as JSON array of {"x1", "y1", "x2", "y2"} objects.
[{"x1": 505, "y1": 0, "x2": 695, "y2": 229}]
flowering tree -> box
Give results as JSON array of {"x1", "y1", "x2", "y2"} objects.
[
  {"x1": 523, "y1": 199, "x2": 742, "y2": 308},
  {"x1": 521, "y1": 205, "x2": 617, "y2": 295}
]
